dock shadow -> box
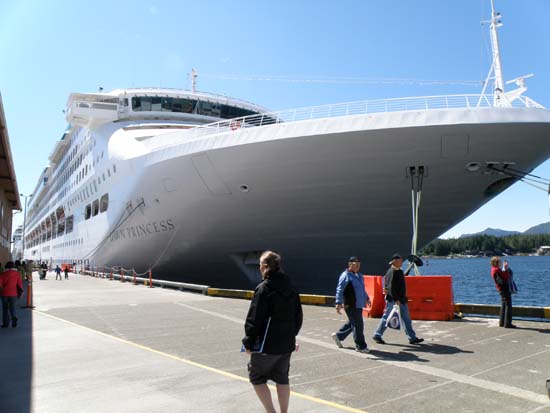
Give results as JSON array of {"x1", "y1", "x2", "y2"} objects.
[
  {"x1": 368, "y1": 349, "x2": 430, "y2": 363},
  {"x1": 0, "y1": 287, "x2": 33, "y2": 413},
  {"x1": 383, "y1": 342, "x2": 474, "y2": 355},
  {"x1": 342, "y1": 346, "x2": 430, "y2": 362},
  {"x1": 514, "y1": 326, "x2": 550, "y2": 334}
]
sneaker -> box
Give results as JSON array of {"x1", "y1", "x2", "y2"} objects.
[
  {"x1": 372, "y1": 336, "x2": 386, "y2": 344},
  {"x1": 409, "y1": 337, "x2": 425, "y2": 344},
  {"x1": 355, "y1": 347, "x2": 370, "y2": 354},
  {"x1": 331, "y1": 333, "x2": 343, "y2": 348}
]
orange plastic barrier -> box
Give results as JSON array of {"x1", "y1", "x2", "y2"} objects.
[
  {"x1": 61, "y1": 263, "x2": 73, "y2": 272},
  {"x1": 362, "y1": 275, "x2": 385, "y2": 318},
  {"x1": 405, "y1": 276, "x2": 454, "y2": 321},
  {"x1": 362, "y1": 274, "x2": 454, "y2": 321}
]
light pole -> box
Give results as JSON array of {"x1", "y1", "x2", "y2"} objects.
[
  {"x1": 20, "y1": 193, "x2": 34, "y2": 309},
  {"x1": 20, "y1": 193, "x2": 31, "y2": 259}
]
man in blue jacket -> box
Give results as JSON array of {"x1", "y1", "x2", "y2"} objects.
[{"x1": 331, "y1": 256, "x2": 371, "y2": 353}]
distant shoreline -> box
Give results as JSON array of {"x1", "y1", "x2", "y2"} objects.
[{"x1": 421, "y1": 253, "x2": 544, "y2": 260}]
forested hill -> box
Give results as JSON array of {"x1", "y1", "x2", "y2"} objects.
[{"x1": 421, "y1": 234, "x2": 550, "y2": 256}]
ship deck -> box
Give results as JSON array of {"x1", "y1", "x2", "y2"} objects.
[{"x1": 2, "y1": 273, "x2": 550, "y2": 412}]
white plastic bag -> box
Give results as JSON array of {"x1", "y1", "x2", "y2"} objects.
[{"x1": 385, "y1": 304, "x2": 401, "y2": 330}]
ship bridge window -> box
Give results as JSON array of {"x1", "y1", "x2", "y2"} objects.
[
  {"x1": 100, "y1": 193, "x2": 108, "y2": 212},
  {"x1": 85, "y1": 204, "x2": 91, "y2": 220},
  {"x1": 130, "y1": 96, "x2": 260, "y2": 120},
  {"x1": 92, "y1": 199, "x2": 99, "y2": 216}
]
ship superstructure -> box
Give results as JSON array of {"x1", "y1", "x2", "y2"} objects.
[{"x1": 23, "y1": 2, "x2": 550, "y2": 293}]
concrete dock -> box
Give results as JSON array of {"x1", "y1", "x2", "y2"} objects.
[{"x1": 2, "y1": 272, "x2": 550, "y2": 412}]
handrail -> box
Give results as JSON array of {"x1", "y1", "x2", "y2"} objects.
[{"x1": 147, "y1": 93, "x2": 546, "y2": 151}]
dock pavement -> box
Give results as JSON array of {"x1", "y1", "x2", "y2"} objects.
[{"x1": 1, "y1": 272, "x2": 550, "y2": 412}]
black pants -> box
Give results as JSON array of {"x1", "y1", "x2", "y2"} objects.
[
  {"x1": 499, "y1": 291, "x2": 513, "y2": 327},
  {"x1": 1, "y1": 296, "x2": 17, "y2": 326},
  {"x1": 336, "y1": 307, "x2": 367, "y2": 350}
]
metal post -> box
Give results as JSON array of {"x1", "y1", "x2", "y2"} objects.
[
  {"x1": 110, "y1": 269, "x2": 113, "y2": 281},
  {"x1": 149, "y1": 269, "x2": 153, "y2": 288},
  {"x1": 20, "y1": 193, "x2": 32, "y2": 260},
  {"x1": 120, "y1": 268, "x2": 124, "y2": 282},
  {"x1": 133, "y1": 270, "x2": 137, "y2": 285}
]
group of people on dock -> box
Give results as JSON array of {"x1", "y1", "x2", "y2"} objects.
[
  {"x1": 241, "y1": 250, "x2": 516, "y2": 413},
  {"x1": 0, "y1": 260, "x2": 75, "y2": 329},
  {"x1": 241, "y1": 251, "x2": 425, "y2": 413}
]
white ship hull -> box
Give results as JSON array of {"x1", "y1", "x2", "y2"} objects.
[{"x1": 26, "y1": 105, "x2": 550, "y2": 293}]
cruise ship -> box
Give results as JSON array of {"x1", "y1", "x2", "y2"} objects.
[{"x1": 22, "y1": 3, "x2": 550, "y2": 293}]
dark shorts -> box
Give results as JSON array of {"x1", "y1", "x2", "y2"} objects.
[{"x1": 248, "y1": 353, "x2": 291, "y2": 385}]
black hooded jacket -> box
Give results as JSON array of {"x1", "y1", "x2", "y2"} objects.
[{"x1": 242, "y1": 271, "x2": 303, "y2": 354}]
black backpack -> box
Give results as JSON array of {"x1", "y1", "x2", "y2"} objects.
[{"x1": 343, "y1": 276, "x2": 356, "y2": 308}]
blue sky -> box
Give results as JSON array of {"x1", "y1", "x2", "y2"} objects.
[{"x1": 1, "y1": 0, "x2": 549, "y2": 238}]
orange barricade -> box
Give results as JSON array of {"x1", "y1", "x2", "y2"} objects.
[
  {"x1": 405, "y1": 276, "x2": 454, "y2": 321},
  {"x1": 61, "y1": 263, "x2": 73, "y2": 272},
  {"x1": 362, "y1": 275, "x2": 385, "y2": 318},
  {"x1": 362, "y1": 274, "x2": 454, "y2": 321}
]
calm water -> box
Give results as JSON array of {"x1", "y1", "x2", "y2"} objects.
[{"x1": 420, "y1": 256, "x2": 550, "y2": 307}]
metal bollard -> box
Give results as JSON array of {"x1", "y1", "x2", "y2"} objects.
[
  {"x1": 120, "y1": 269, "x2": 125, "y2": 283},
  {"x1": 133, "y1": 270, "x2": 137, "y2": 285},
  {"x1": 110, "y1": 270, "x2": 113, "y2": 281},
  {"x1": 148, "y1": 269, "x2": 153, "y2": 288}
]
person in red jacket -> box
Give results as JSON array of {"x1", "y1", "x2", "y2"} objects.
[
  {"x1": 0, "y1": 261, "x2": 23, "y2": 328},
  {"x1": 490, "y1": 256, "x2": 515, "y2": 328}
]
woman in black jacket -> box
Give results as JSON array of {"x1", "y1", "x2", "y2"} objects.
[{"x1": 242, "y1": 251, "x2": 303, "y2": 413}]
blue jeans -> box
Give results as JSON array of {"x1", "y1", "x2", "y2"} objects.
[
  {"x1": 336, "y1": 307, "x2": 367, "y2": 350},
  {"x1": 373, "y1": 300, "x2": 417, "y2": 341},
  {"x1": 1, "y1": 296, "x2": 17, "y2": 326}
]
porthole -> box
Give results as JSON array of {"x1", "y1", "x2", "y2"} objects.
[{"x1": 466, "y1": 162, "x2": 481, "y2": 172}]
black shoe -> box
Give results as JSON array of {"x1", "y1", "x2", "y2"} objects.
[
  {"x1": 372, "y1": 336, "x2": 386, "y2": 344},
  {"x1": 409, "y1": 337, "x2": 424, "y2": 344},
  {"x1": 504, "y1": 324, "x2": 517, "y2": 329}
]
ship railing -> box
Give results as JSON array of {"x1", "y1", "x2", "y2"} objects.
[{"x1": 148, "y1": 93, "x2": 546, "y2": 149}]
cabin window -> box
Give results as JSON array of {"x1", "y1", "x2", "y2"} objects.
[
  {"x1": 85, "y1": 204, "x2": 91, "y2": 220},
  {"x1": 66, "y1": 216, "x2": 74, "y2": 233},
  {"x1": 100, "y1": 193, "x2": 109, "y2": 213},
  {"x1": 92, "y1": 199, "x2": 99, "y2": 216}
]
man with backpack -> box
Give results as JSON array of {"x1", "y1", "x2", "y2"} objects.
[
  {"x1": 40, "y1": 262, "x2": 48, "y2": 280},
  {"x1": 331, "y1": 256, "x2": 371, "y2": 353}
]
